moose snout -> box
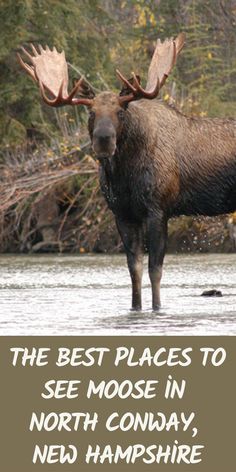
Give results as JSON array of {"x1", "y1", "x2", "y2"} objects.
[
  {"x1": 92, "y1": 121, "x2": 116, "y2": 158},
  {"x1": 93, "y1": 129, "x2": 116, "y2": 142}
]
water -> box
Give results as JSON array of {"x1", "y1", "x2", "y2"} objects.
[{"x1": 0, "y1": 253, "x2": 235, "y2": 335}]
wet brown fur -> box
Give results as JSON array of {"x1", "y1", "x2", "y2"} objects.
[{"x1": 123, "y1": 99, "x2": 236, "y2": 216}]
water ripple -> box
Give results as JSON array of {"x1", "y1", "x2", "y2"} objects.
[{"x1": 0, "y1": 253, "x2": 235, "y2": 335}]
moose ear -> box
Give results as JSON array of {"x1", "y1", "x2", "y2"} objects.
[
  {"x1": 119, "y1": 75, "x2": 141, "y2": 97},
  {"x1": 72, "y1": 78, "x2": 95, "y2": 99}
]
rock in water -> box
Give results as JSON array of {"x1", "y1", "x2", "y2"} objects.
[{"x1": 201, "y1": 289, "x2": 223, "y2": 297}]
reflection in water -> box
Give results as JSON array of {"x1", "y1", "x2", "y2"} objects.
[{"x1": 0, "y1": 253, "x2": 235, "y2": 335}]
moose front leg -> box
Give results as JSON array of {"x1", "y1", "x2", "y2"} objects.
[
  {"x1": 147, "y1": 213, "x2": 167, "y2": 311},
  {"x1": 116, "y1": 218, "x2": 144, "y2": 311}
]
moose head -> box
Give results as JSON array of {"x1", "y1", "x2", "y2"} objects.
[{"x1": 18, "y1": 34, "x2": 185, "y2": 161}]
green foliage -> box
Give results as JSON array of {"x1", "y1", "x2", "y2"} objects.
[
  {"x1": 0, "y1": 0, "x2": 117, "y2": 147},
  {"x1": 119, "y1": 0, "x2": 236, "y2": 117},
  {"x1": 1, "y1": 0, "x2": 236, "y2": 254},
  {"x1": 0, "y1": 0, "x2": 236, "y2": 149}
]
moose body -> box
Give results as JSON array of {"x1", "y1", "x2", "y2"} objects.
[
  {"x1": 99, "y1": 98, "x2": 236, "y2": 219},
  {"x1": 18, "y1": 33, "x2": 236, "y2": 311},
  {"x1": 96, "y1": 95, "x2": 236, "y2": 309}
]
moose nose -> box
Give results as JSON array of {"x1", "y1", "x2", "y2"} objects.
[
  {"x1": 92, "y1": 120, "x2": 117, "y2": 158},
  {"x1": 93, "y1": 128, "x2": 115, "y2": 142},
  {"x1": 99, "y1": 134, "x2": 112, "y2": 144}
]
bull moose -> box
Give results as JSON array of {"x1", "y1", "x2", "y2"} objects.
[{"x1": 18, "y1": 33, "x2": 236, "y2": 311}]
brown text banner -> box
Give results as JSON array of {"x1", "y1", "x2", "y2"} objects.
[{"x1": 0, "y1": 336, "x2": 235, "y2": 472}]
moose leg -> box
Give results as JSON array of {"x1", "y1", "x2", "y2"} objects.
[
  {"x1": 147, "y1": 213, "x2": 167, "y2": 311},
  {"x1": 116, "y1": 218, "x2": 144, "y2": 311}
]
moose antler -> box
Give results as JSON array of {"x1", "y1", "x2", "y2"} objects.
[
  {"x1": 117, "y1": 70, "x2": 160, "y2": 104},
  {"x1": 17, "y1": 45, "x2": 93, "y2": 107},
  {"x1": 117, "y1": 32, "x2": 185, "y2": 105}
]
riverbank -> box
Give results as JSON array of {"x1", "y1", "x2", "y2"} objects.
[{"x1": 0, "y1": 145, "x2": 235, "y2": 255}]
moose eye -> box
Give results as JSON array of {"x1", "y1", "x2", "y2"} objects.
[{"x1": 117, "y1": 109, "x2": 125, "y2": 120}]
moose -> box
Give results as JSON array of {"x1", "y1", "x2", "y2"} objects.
[{"x1": 18, "y1": 33, "x2": 236, "y2": 311}]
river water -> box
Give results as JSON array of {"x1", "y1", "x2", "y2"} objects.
[{"x1": 0, "y1": 253, "x2": 235, "y2": 335}]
